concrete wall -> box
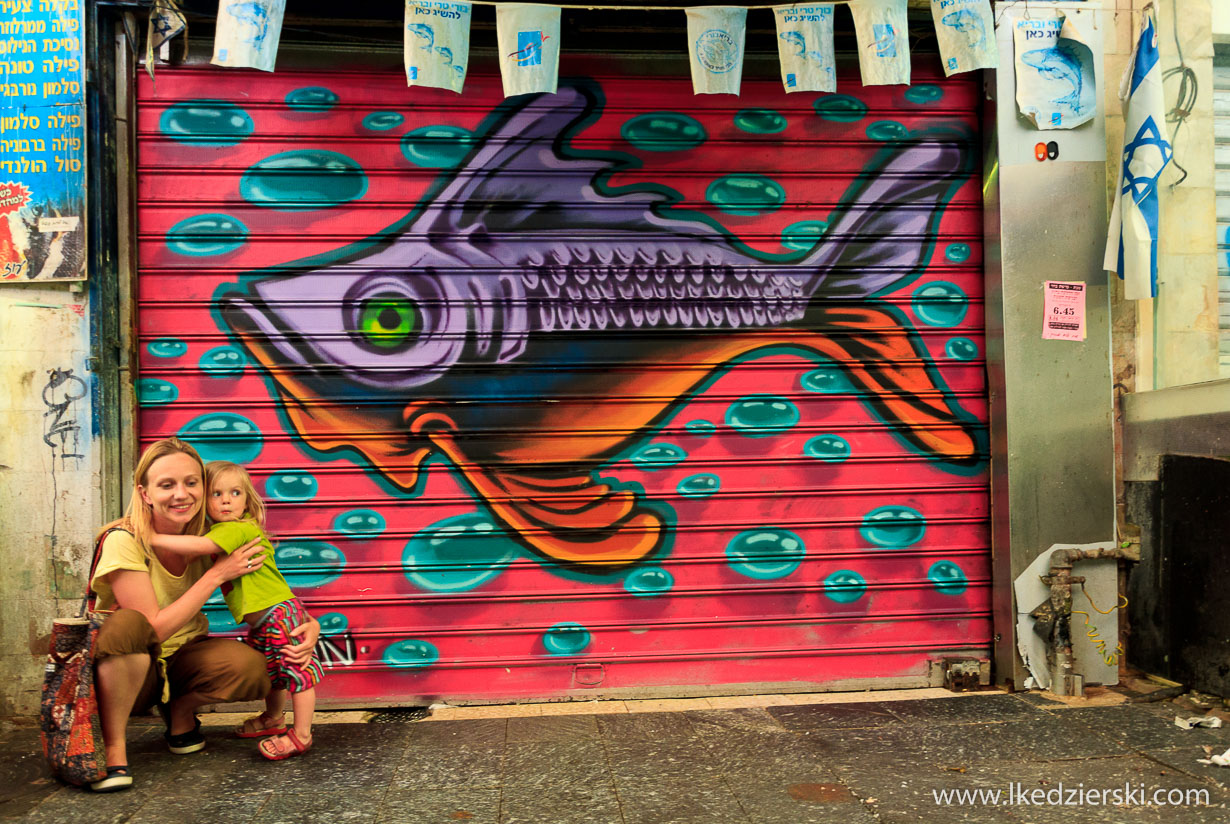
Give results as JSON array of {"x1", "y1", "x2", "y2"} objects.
[
  {"x1": 1106, "y1": 0, "x2": 1220, "y2": 393},
  {"x1": 0, "y1": 284, "x2": 99, "y2": 715}
]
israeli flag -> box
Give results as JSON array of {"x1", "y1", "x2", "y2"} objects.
[
  {"x1": 1103, "y1": 7, "x2": 1173, "y2": 300},
  {"x1": 686, "y1": 7, "x2": 747, "y2": 96},
  {"x1": 405, "y1": 1, "x2": 471, "y2": 93},
  {"x1": 496, "y1": 4, "x2": 561, "y2": 97},
  {"x1": 211, "y1": 0, "x2": 285, "y2": 72},
  {"x1": 772, "y1": 4, "x2": 836, "y2": 94},
  {"x1": 849, "y1": 0, "x2": 910, "y2": 86}
]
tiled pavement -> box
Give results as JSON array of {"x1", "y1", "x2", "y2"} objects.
[{"x1": 3, "y1": 691, "x2": 1229, "y2": 823}]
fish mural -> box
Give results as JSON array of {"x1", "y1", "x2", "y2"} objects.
[
  {"x1": 940, "y1": 9, "x2": 988, "y2": 51},
  {"x1": 1021, "y1": 45, "x2": 1085, "y2": 112},
  {"x1": 217, "y1": 83, "x2": 979, "y2": 572}
]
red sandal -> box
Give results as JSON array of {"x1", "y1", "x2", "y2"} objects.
[
  {"x1": 235, "y1": 713, "x2": 288, "y2": 739},
  {"x1": 259, "y1": 728, "x2": 312, "y2": 761}
]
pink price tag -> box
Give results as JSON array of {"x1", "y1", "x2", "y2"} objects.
[{"x1": 1042, "y1": 281, "x2": 1086, "y2": 341}]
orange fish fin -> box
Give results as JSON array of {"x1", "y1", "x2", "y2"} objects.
[
  {"x1": 810, "y1": 305, "x2": 978, "y2": 460},
  {"x1": 427, "y1": 430, "x2": 663, "y2": 568}
]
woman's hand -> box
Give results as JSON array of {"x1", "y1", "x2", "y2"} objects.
[
  {"x1": 211, "y1": 538, "x2": 265, "y2": 583},
  {"x1": 283, "y1": 617, "x2": 320, "y2": 665}
]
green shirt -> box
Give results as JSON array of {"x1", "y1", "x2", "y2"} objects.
[{"x1": 209, "y1": 518, "x2": 295, "y2": 623}]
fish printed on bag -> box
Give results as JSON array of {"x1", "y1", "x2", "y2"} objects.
[
  {"x1": 941, "y1": 9, "x2": 987, "y2": 51},
  {"x1": 1021, "y1": 45, "x2": 1085, "y2": 112},
  {"x1": 218, "y1": 83, "x2": 980, "y2": 571}
]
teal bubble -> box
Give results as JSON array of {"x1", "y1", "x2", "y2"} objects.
[
  {"x1": 624, "y1": 566, "x2": 674, "y2": 597},
  {"x1": 705, "y1": 174, "x2": 786, "y2": 216},
  {"x1": 166, "y1": 214, "x2": 248, "y2": 257},
  {"x1": 159, "y1": 100, "x2": 254, "y2": 146},
  {"x1": 734, "y1": 108, "x2": 787, "y2": 134},
  {"x1": 620, "y1": 112, "x2": 707, "y2": 151},
  {"x1": 725, "y1": 395, "x2": 800, "y2": 438},
  {"x1": 383, "y1": 639, "x2": 439, "y2": 669},
  {"x1": 814, "y1": 95, "x2": 868, "y2": 123},
  {"x1": 800, "y1": 366, "x2": 850, "y2": 393},
  {"x1": 318, "y1": 612, "x2": 349, "y2": 636},
  {"x1": 944, "y1": 242, "x2": 971, "y2": 263},
  {"x1": 860, "y1": 505, "x2": 927, "y2": 548},
  {"x1": 685, "y1": 420, "x2": 716, "y2": 438},
  {"x1": 204, "y1": 605, "x2": 242, "y2": 634},
  {"x1": 543, "y1": 623, "x2": 591, "y2": 656},
  {"x1": 928, "y1": 560, "x2": 968, "y2": 595},
  {"x1": 148, "y1": 338, "x2": 187, "y2": 358},
  {"x1": 804, "y1": 435, "x2": 850, "y2": 463},
  {"x1": 904, "y1": 85, "x2": 944, "y2": 104},
  {"x1": 240, "y1": 150, "x2": 368, "y2": 211},
  {"x1": 265, "y1": 471, "x2": 318, "y2": 502},
  {"x1": 178, "y1": 413, "x2": 262, "y2": 463},
  {"x1": 678, "y1": 474, "x2": 720, "y2": 498},
  {"x1": 824, "y1": 570, "x2": 867, "y2": 603},
  {"x1": 866, "y1": 120, "x2": 909, "y2": 141},
  {"x1": 400, "y1": 125, "x2": 476, "y2": 168},
  {"x1": 275, "y1": 540, "x2": 345, "y2": 588},
  {"x1": 726, "y1": 529, "x2": 806, "y2": 580},
  {"x1": 362, "y1": 111, "x2": 404, "y2": 131},
  {"x1": 402, "y1": 512, "x2": 519, "y2": 593},
  {"x1": 912, "y1": 281, "x2": 969, "y2": 327},
  {"x1": 198, "y1": 346, "x2": 246, "y2": 377},
  {"x1": 782, "y1": 220, "x2": 828, "y2": 251},
  {"x1": 629, "y1": 442, "x2": 687, "y2": 470},
  {"x1": 945, "y1": 337, "x2": 979, "y2": 361},
  {"x1": 333, "y1": 509, "x2": 387, "y2": 536},
  {"x1": 285, "y1": 86, "x2": 338, "y2": 112},
  {"x1": 136, "y1": 378, "x2": 178, "y2": 407}
]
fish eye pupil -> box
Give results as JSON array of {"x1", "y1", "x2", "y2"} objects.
[{"x1": 357, "y1": 292, "x2": 418, "y2": 350}]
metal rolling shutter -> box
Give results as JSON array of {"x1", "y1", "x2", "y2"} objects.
[{"x1": 135, "y1": 57, "x2": 989, "y2": 704}]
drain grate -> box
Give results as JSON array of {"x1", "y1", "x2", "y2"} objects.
[{"x1": 368, "y1": 707, "x2": 431, "y2": 724}]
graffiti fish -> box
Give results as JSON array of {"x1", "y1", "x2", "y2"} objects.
[
  {"x1": 407, "y1": 23, "x2": 435, "y2": 51},
  {"x1": 220, "y1": 84, "x2": 979, "y2": 571},
  {"x1": 226, "y1": 1, "x2": 271, "y2": 46},
  {"x1": 1021, "y1": 46, "x2": 1085, "y2": 111},
  {"x1": 940, "y1": 9, "x2": 987, "y2": 50}
]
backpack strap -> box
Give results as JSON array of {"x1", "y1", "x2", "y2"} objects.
[{"x1": 80, "y1": 527, "x2": 129, "y2": 618}]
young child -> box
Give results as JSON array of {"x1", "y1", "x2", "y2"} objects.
[{"x1": 151, "y1": 460, "x2": 323, "y2": 760}]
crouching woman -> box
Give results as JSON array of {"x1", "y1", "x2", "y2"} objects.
[{"x1": 88, "y1": 438, "x2": 319, "y2": 792}]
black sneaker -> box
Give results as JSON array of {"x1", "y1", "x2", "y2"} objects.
[
  {"x1": 165, "y1": 716, "x2": 205, "y2": 755},
  {"x1": 90, "y1": 765, "x2": 133, "y2": 792}
]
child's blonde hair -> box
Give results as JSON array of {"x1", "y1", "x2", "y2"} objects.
[{"x1": 205, "y1": 461, "x2": 266, "y2": 527}]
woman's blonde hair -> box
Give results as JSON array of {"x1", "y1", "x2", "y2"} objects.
[
  {"x1": 97, "y1": 437, "x2": 208, "y2": 550},
  {"x1": 205, "y1": 461, "x2": 266, "y2": 528}
]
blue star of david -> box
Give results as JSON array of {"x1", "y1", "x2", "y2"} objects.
[{"x1": 1120, "y1": 116, "x2": 1172, "y2": 204}]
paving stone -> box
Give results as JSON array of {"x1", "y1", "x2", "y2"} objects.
[
  {"x1": 126, "y1": 790, "x2": 272, "y2": 824},
  {"x1": 407, "y1": 718, "x2": 508, "y2": 748},
  {"x1": 506, "y1": 714, "x2": 600, "y2": 744},
  {"x1": 881, "y1": 696, "x2": 1046, "y2": 725},
  {"x1": 803, "y1": 721, "x2": 1031, "y2": 765},
  {"x1": 732, "y1": 781, "x2": 879, "y2": 824},
  {"x1": 617, "y1": 774, "x2": 750, "y2": 824},
  {"x1": 596, "y1": 711, "x2": 697, "y2": 741},
  {"x1": 1139, "y1": 747, "x2": 1230, "y2": 791},
  {"x1": 767, "y1": 702, "x2": 904, "y2": 732},
  {"x1": 502, "y1": 739, "x2": 611, "y2": 789},
  {"x1": 499, "y1": 780, "x2": 623, "y2": 824},
  {"x1": 250, "y1": 788, "x2": 383, "y2": 824},
  {"x1": 828, "y1": 760, "x2": 1024, "y2": 824},
  {"x1": 377, "y1": 787, "x2": 501, "y2": 824},
  {"x1": 1063, "y1": 706, "x2": 1228, "y2": 752},
  {"x1": 605, "y1": 736, "x2": 723, "y2": 782},
  {"x1": 985, "y1": 716, "x2": 1127, "y2": 761},
  {"x1": 391, "y1": 745, "x2": 505, "y2": 790}
]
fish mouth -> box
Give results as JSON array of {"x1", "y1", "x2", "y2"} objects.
[{"x1": 219, "y1": 293, "x2": 435, "y2": 492}]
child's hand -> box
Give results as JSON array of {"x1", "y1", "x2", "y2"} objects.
[{"x1": 213, "y1": 538, "x2": 265, "y2": 582}]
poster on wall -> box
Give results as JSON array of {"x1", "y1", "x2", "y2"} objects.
[
  {"x1": 0, "y1": 0, "x2": 87, "y2": 282},
  {"x1": 1013, "y1": 9, "x2": 1096, "y2": 130}
]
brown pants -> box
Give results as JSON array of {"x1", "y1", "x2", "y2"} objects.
[{"x1": 94, "y1": 609, "x2": 270, "y2": 713}]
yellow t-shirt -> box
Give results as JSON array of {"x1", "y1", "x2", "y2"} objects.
[{"x1": 90, "y1": 529, "x2": 211, "y2": 665}]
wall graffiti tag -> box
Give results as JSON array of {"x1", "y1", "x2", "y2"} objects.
[
  {"x1": 137, "y1": 66, "x2": 991, "y2": 702},
  {"x1": 42, "y1": 366, "x2": 86, "y2": 467}
]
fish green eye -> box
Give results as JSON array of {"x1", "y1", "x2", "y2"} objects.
[{"x1": 357, "y1": 293, "x2": 419, "y2": 349}]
